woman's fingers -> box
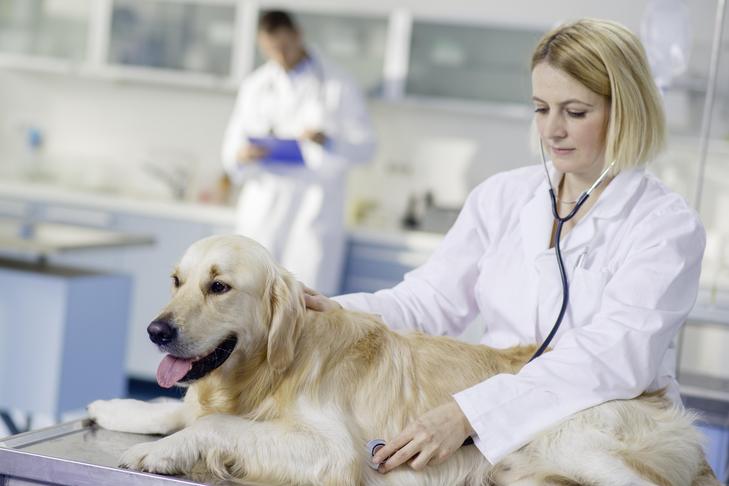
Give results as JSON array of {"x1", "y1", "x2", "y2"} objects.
[
  {"x1": 408, "y1": 445, "x2": 439, "y2": 471},
  {"x1": 372, "y1": 428, "x2": 413, "y2": 466},
  {"x1": 301, "y1": 285, "x2": 342, "y2": 312},
  {"x1": 303, "y1": 293, "x2": 322, "y2": 311},
  {"x1": 302, "y1": 285, "x2": 319, "y2": 296},
  {"x1": 373, "y1": 402, "x2": 474, "y2": 474},
  {"x1": 378, "y1": 439, "x2": 421, "y2": 473}
]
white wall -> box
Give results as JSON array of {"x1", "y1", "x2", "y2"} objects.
[{"x1": 0, "y1": 71, "x2": 234, "y2": 197}]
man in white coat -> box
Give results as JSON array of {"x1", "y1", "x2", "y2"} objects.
[{"x1": 221, "y1": 10, "x2": 375, "y2": 295}]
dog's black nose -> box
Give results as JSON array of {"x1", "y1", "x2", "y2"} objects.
[{"x1": 147, "y1": 320, "x2": 178, "y2": 345}]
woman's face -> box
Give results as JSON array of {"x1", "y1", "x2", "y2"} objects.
[{"x1": 531, "y1": 62, "x2": 610, "y2": 181}]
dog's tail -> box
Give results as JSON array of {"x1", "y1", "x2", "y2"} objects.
[
  {"x1": 616, "y1": 404, "x2": 711, "y2": 486},
  {"x1": 691, "y1": 458, "x2": 722, "y2": 486}
]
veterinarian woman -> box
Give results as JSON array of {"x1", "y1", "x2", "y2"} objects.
[
  {"x1": 305, "y1": 18, "x2": 705, "y2": 472},
  {"x1": 222, "y1": 10, "x2": 375, "y2": 296}
]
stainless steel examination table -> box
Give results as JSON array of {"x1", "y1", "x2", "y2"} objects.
[{"x1": 0, "y1": 419, "x2": 235, "y2": 486}]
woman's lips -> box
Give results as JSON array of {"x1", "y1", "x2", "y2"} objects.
[{"x1": 551, "y1": 147, "x2": 575, "y2": 156}]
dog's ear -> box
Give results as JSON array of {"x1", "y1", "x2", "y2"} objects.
[{"x1": 265, "y1": 268, "x2": 305, "y2": 372}]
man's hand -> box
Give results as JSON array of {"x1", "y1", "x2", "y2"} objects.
[
  {"x1": 372, "y1": 400, "x2": 475, "y2": 473},
  {"x1": 238, "y1": 144, "x2": 268, "y2": 164},
  {"x1": 302, "y1": 286, "x2": 342, "y2": 312},
  {"x1": 301, "y1": 129, "x2": 327, "y2": 146}
]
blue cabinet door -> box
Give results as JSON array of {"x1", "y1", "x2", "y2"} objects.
[{"x1": 696, "y1": 422, "x2": 728, "y2": 480}]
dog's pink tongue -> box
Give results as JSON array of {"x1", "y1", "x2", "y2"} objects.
[{"x1": 157, "y1": 355, "x2": 193, "y2": 388}]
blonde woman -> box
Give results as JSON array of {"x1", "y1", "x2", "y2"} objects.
[{"x1": 306, "y1": 18, "x2": 707, "y2": 478}]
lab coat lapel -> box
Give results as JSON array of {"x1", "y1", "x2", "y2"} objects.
[
  {"x1": 519, "y1": 163, "x2": 646, "y2": 263},
  {"x1": 559, "y1": 167, "x2": 645, "y2": 254},
  {"x1": 519, "y1": 165, "x2": 560, "y2": 263}
]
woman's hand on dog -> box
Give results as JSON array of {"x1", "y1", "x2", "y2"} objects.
[
  {"x1": 303, "y1": 285, "x2": 342, "y2": 312},
  {"x1": 373, "y1": 400, "x2": 475, "y2": 473}
]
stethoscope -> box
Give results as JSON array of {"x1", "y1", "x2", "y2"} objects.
[{"x1": 529, "y1": 141, "x2": 617, "y2": 362}]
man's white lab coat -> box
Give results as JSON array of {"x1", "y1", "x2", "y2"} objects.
[
  {"x1": 222, "y1": 54, "x2": 375, "y2": 295},
  {"x1": 334, "y1": 163, "x2": 705, "y2": 463}
]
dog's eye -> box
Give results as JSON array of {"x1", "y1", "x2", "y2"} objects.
[
  {"x1": 172, "y1": 275, "x2": 180, "y2": 288},
  {"x1": 210, "y1": 280, "x2": 231, "y2": 294}
]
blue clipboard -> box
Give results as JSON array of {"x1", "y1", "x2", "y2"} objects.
[{"x1": 248, "y1": 136, "x2": 305, "y2": 166}]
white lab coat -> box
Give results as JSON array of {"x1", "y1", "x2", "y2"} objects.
[
  {"x1": 222, "y1": 53, "x2": 375, "y2": 295},
  {"x1": 334, "y1": 163, "x2": 705, "y2": 464}
]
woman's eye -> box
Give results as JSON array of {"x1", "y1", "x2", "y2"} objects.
[
  {"x1": 533, "y1": 107, "x2": 548, "y2": 114},
  {"x1": 172, "y1": 276, "x2": 180, "y2": 288},
  {"x1": 210, "y1": 281, "x2": 231, "y2": 294},
  {"x1": 567, "y1": 111, "x2": 586, "y2": 118}
]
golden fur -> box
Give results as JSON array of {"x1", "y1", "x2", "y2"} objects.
[{"x1": 89, "y1": 235, "x2": 719, "y2": 485}]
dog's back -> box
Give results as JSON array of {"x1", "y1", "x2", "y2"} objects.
[{"x1": 281, "y1": 309, "x2": 715, "y2": 485}]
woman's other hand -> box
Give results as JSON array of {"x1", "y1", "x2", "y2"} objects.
[
  {"x1": 372, "y1": 400, "x2": 475, "y2": 473},
  {"x1": 303, "y1": 286, "x2": 342, "y2": 312}
]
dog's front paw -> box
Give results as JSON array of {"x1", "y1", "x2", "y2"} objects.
[
  {"x1": 88, "y1": 399, "x2": 139, "y2": 432},
  {"x1": 89, "y1": 398, "x2": 177, "y2": 434},
  {"x1": 120, "y1": 436, "x2": 197, "y2": 475}
]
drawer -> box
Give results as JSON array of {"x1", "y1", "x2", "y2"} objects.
[
  {"x1": 39, "y1": 205, "x2": 114, "y2": 228},
  {"x1": 0, "y1": 199, "x2": 30, "y2": 218}
]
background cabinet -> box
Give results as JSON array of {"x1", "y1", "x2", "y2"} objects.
[
  {"x1": 265, "y1": 10, "x2": 389, "y2": 97},
  {"x1": 108, "y1": 0, "x2": 236, "y2": 77},
  {"x1": 0, "y1": 0, "x2": 90, "y2": 62},
  {"x1": 341, "y1": 231, "x2": 440, "y2": 293},
  {"x1": 406, "y1": 20, "x2": 543, "y2": 104}
]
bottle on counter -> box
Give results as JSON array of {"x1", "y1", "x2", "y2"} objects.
[{"x1": 24, "y1": 126, "x2": 45, "y2": 180}]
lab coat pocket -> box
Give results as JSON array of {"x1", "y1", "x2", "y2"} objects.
[{"x1": 567, "y1": 266, "x2": 612, "y2": 328}]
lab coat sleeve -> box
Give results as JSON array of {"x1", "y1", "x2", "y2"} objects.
[
  {"x1": 334, "y1": 184, "x2": 488, "y2": 336},
  {"x1": 221, "y1": 80, "x2": 259, "y2": 183},
  {"x1": 452, "y1": 203, "x2": 706, "y2": 464},
  {"x1": 300, "y1": 74, "x2": 376, "y2": 179}
]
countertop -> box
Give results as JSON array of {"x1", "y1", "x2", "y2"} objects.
[
  {"x1": 0, "y1": 216, "x2": 155, "y2": 260},
  {"x1": 0, "y1": 179, "x2": 238, "y2": 226},
  {"x1": 0, "y1": 179, "x2": 446, "y2": 249}
]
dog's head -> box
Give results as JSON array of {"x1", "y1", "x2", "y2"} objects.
[{"x1": 149, "y1": 235, "x2": 305, "y2": 388}]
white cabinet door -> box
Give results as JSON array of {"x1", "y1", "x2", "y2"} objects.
[
  {"x1": 0, "y1": 0, "x2": 91, "y2": 61},
  {"x1": 107, "y1": 0, "x2": 236, "y2": 78},
  {"x1": 252, "y1": 10, "x2": 389, "y2": 97},
  {"x1": 406, "y1": 20, "x2": 543, "y2": 104}
]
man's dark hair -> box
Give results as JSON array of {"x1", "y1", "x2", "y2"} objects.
[{"x1": 258, "y1": 10, "x2": 299, "y2": 34}]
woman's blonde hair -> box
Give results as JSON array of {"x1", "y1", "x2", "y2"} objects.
[{"x1": 531, "y1": 18, "x2": 666, "y2": 171}]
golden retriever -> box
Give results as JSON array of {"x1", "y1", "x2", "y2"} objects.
[{"x1": 89, "y1": 234, "x2": 719, "y2": 485}]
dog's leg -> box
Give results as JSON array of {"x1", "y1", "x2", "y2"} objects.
[
  {"x1": 120, "y1": 414, "x2": 361, "y2": 485},
  {"x1": 88, "y1": 398, "x2": 192, "y2": 435}
]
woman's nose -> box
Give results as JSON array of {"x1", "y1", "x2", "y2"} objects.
[{"x1": 543, "y1": 113, "x2": 567, "y2": 140}]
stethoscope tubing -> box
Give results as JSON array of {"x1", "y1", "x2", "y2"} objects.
[{"x1": 530, "y1": 141, "x2": 615, "y2": 362}]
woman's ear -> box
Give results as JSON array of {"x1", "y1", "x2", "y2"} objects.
[{"x1": 265, "y1": 268, "x2": 305, "y2": 372}]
